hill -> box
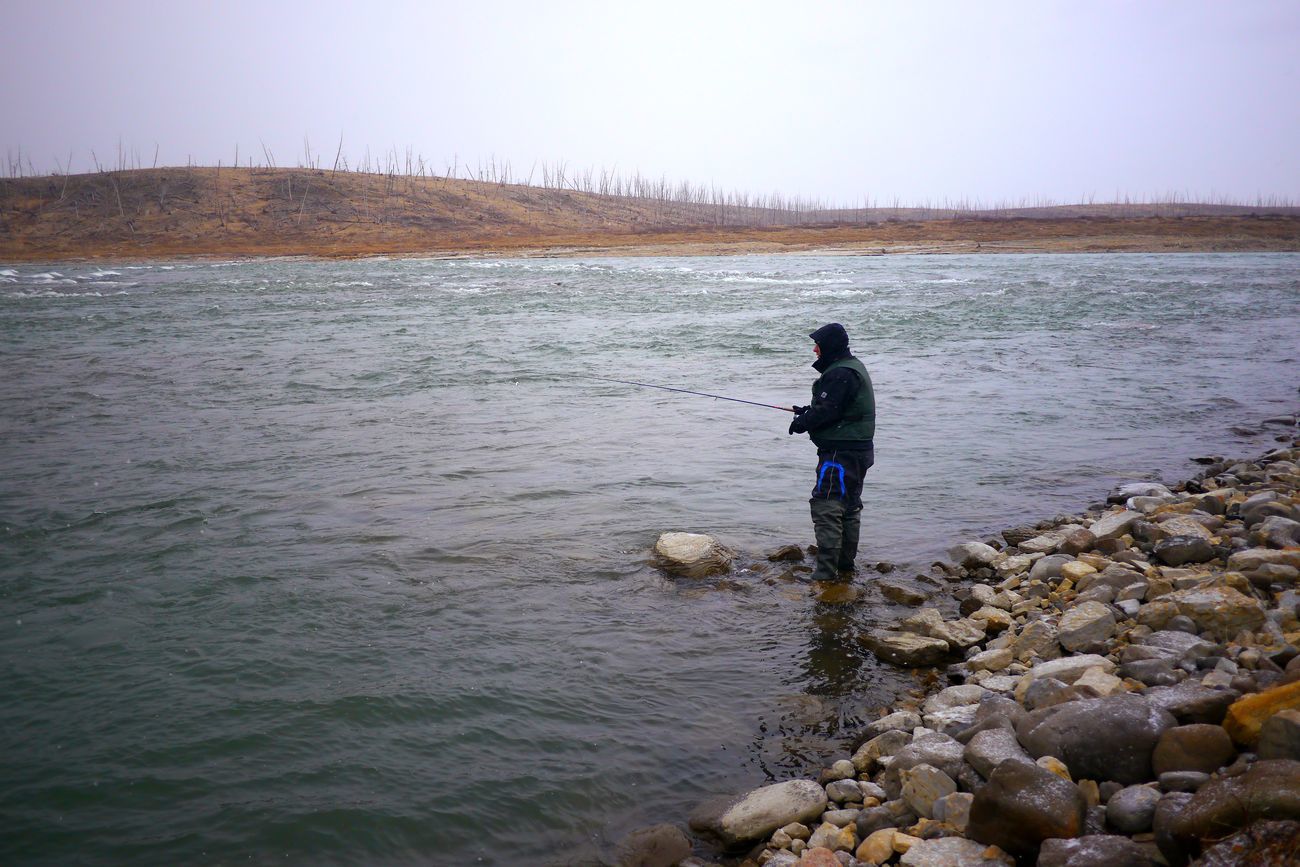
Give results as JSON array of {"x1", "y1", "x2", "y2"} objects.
[{"x1": 2, "y1": 167, "x2": 1298, "y2": 260}]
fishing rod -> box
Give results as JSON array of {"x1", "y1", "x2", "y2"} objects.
[{"x1": 581, "y1": 375, "x2": 795, "y2": 413}]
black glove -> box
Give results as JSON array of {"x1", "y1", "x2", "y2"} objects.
[
  {"x1": 788, "y1": 411, "x2": 808, "y2": 435},
  {"x1": 792, "y1": 405, "x2": 809, "y2": 414}
]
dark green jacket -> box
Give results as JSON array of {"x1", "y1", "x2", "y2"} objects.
[{"x1": 809, "y1": 356, "x2": 875, "y2": 448}]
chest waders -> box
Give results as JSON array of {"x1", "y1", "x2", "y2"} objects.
[{"x1": 806, "y1": 357, "x2": 875, "y2": 584}]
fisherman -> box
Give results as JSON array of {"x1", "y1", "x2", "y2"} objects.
[{"x1": 788, "y1": 323, "x2": 876, "y2": 584}]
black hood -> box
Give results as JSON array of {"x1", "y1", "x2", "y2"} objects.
[{"x1": 809, "y1": 322, "x2": 850, "y2": 371}]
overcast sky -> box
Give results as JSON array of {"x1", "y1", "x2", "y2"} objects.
[{"x1": 3, "y1": 0, "x2": 1297, "y2": 205}]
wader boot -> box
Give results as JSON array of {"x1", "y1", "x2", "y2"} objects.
[
  {"x1": 810, "y1": 498, "x2": 846, "y2": 583},
  {"x1": 837, "y1": 505, "x2": 862, "y2": 576}
]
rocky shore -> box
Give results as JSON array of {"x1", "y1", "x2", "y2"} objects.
[{"x1": 627, "y1": 433, "x2": 1300, "y2": 867}]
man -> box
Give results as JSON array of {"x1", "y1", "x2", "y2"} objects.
[{"x1": 788, "y1": 323, "x2": 876, "y2": 584}]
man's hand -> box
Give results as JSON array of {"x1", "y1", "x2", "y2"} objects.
[{"x1": 788, "y1": 410, "x2": 808, "y2": 435}]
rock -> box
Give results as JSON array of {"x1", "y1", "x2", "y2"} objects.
[
  {"x1": 931, "y1": 792, "x2": 973, "y2": 833},
  {"x1": 900, "y1": 609, "x2": 985, "y2": 651},
  {"x1": 1254, "y1": 515, "x2": 1300, "y2": 548},
  {"x1": 1223, "y1": 679, "x2": 1300, "y2": 745},
  {"x1": 1152, "y1": 791, "x2": 1195, "y2": 866},
  {"x1": 967, "y1": 606, "x2": 1013, "y2": 633},
  {"x1": 1059, "y1": 528, "x2": 1097, "y2": 556},
  {"x1": 1142, "y1": 681, "x2": 1241, "y2": 724},
  {"x1": 1010, "y1": 620, "x2": 1061, "y2": 663},
  {"x1": 1089, "y1": 509, "x2": 1142, "y2": 541},
  {"x1": 825, "y1": 780, "x2": 862, "y2": 803},
  {"x1": 1074, "y1": 666, "x2": 1126, "y2": 697},
  {"x1": 861, "y1": 630, "x2": 951, "y2": 667},
  {"x1": 898, "y1": 836, "x2": 1013, "y2": 866},
  {"x1": 1020, "y1": 525, "x2": 1086, "y2": 555},
  {"x1": 965, "y1": 647, "x2": 1013, "y2": 672},
  {"x1": 1058, "y1": 601, "x2": 1117, "y2": 652},
  {"x1": 854, "y1": 828, "x2": 895, "y2": 865},
  {"x1": 994, "y1": 554, "x2": 1033, "y2": 578},
  {"x1": 1111, "y1": 481, "x2": 1174, "y2": 502},
  {"x1": 1161, "y1": 759, "x2": 1300, "y2": 866},
  {"x1": 768, "y1": 544, "x2": 805, "y2": 562},
  {"x1": 922, "y1": 684, "x2": 988, "y2": 714},
  {"x1": 654, "y1": 532, "x2": 734, "y2": 578},
  {"x1": 793, "y1": 847, "x2": 839, "y2": 866},
  {"x1": 1106, "y1": 784, "x2": 1162, "y2": 833},
  {"x1": 1140, "y1": 629, "x2": 1217, "y2": 661},
  {"x1": 1159, "y1": 770, "x2": 1210, "y2": 792},
  {"x1": 855, "y1": 806, "x2": 901, "y2": 839},
  {"x1": 1016, "y1": 655, "x2": 1117, "y2": 698},
  {"x1": 948, "y1": 542, "x2": 999, "y2": 568},
  {"x1": 864, "y1": 711, "x2": 923, "y2": 738},
  {"x1": 1228, "y1": 547, "x2": 1300, "y2": 572},
  {"x1": 820, "y1": 809, "x2": 860, "y2": 827},
  {"x1": 689, "y1": 779, "x2": 828, "y2": 848},
  {"x1": 1152, "y1": 724, "x2": 1237, "y2": 775},
  {"x1": 1192, "y1": 819, "x2": 1300, "y2": 867},
  {"x1": 1019, "y1": 694, "x2": 1177, "y2": 785},
  {"x1": 852, "y1": 730, "x2": 911, "y2": 773},
  {"x1": 615, "y1": 823, "x2": 693, "y2": 867},
  {"x1": 1119, "y1": 657, "x2": 1179, "y2": 686},
  {"x1": 1001, "y1": 526, "x2": 1038, "y2": 546},
  {"x1": 806, "y1": 821, "x2": 856, "y2": 853},
  {"x1": 1259, "y1": 708, "x2": 1300, "y2": 760},
  {"x1": 880, "y1": 579, "x2": 929, "y2": 606},
  {"x1": 823, "y1": 759, "x2": 857, "y2": 782},
  {"x1": 1137, "y1": 585, "x2": 1266, "y2": 640},
  {"x1": 900, "y1": 764, "x2": 956, "y2": 819},
  {"x1": 883, "y1": 734, "x2": 967, "y2": 793},
  {"x1": 1059, "y1": 559, "x2": 1098, "y2": 583},
  {"x1": 966, "y1": 760, "x2": 1086, "y2": 860},
  {"x1": 1037, "y1": 834, "x2": 1159, "y2": 867},
  {"x1": 1153, "y1": 535, "x2": 1217, "y2": 566},
  {"x1": 1027, "y1": 553, "x2": 1072, "y2": 582},
  {"x1": 1036, "y1": 755, "x2": 1072, "y2": 781},
  {"x1": 965, "y1": 728, "x2": 1033, "y2": 779}
]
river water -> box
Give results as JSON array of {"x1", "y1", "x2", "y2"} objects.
[{"x1": 1, "y1": 253, "x2": 1296, "y2": 864}]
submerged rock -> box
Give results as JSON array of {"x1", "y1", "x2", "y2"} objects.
[
  {"x1": 861, "y1": 630, "x2": 950, "y2": 667},
  {"x1": 614, "y1": 823, "x2": 692, "y2": 867},
  {"x1": 654, "y1": 532, "x2": 734, "y2": 578}
]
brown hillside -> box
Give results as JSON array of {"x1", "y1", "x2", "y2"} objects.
[{"x1": 1, "y1": 167, "x2": 1298, "y2": 260}]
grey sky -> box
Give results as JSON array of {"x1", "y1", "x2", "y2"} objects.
[{"x1": 4, "y1": 0, "x2": 1297, "y2": 205}]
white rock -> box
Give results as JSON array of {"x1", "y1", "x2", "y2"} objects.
[
  {"x1": 922, "y1": 684, "x2": 989, "y2": 714},
  {"x1": 949, "y1": 541, "x2": 999, "y2": 567},
  {"x1": 688, "y1": 780, "x2": 827, "y2": 847},
  {"x1": 653, "y1": 532, "x2": 734, "y2": 578}
]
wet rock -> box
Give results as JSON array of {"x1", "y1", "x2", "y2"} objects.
[
  {"x1": 1001, "y1": 526, "x2": 1038, "y2": 547},
  {"x1": 1153, "y1": 535, "x2": 1217, "y2": 566},
  {"x1": 922, "y1": 684, "x2": 987, "y2": 714},
  {"x1": 1152, "y1": 791, "x2": 1196, "y2": 866},
  {"x1": 689, "y1": 779, "x2": 828, "y2": 848},
  {"x1": 1019, "y1": 694, "x2": 1176, "y2": 785},
  {"x1": 1037, "y1": 834, "x2": 1159, "y2": 867},
  {"x1": 864, "y1": 710, "x2": 923, "y2": 738},
  {"x1": 767, "y1": 544, "x2": 805, "y2": 562},
  {"x1": 1106, "y1": 783, "x2": 1162, "y2": 833},
  {"x1": 654, "y1": 532, "x2": 735, "y2": 578},
  {"x1": 861, "y1": 630, "x2": 950, "y2": 667},
  {"x1": 1111, "y1": 481, "x2": 1175, "y2": 503},
  {"x1": 1160, "y1": 759, "x2": 1300, "y2": 865},
  {"x1": 1143, "y1": 681, "x2": 1241, "y2": 724},
  {"x1": 1258, "y1": 708, "x2": 1300, "y2": 760},
  {"x1": 898, "y1": 836, "x2": 1013, "y2": 866},
  {"x1": 852, "y1": 730, "x2": 911, "y2": 773},
  {"x1": 879, "y1": 579, "x2": 928, "y2": 606},
  {"x1": 1057, "y1": 601, "x2": 1116, "y2": 652},
  {"x1": 1159, "y1": 770, "x2": 1211, "y2": 792},
  {"x1": 1223, "y1": 679, "x2": 1300, "y2": 745},
  {"x1": 1152, "y1": 724, "x2": 1237, "y2": 775},
  {"x1": 901, "y1": 609, "x2": 985, "y2": 651},
  {"x1": 966, "y1": 760, "x2": 1086, "y2": 860},
  {"x1": 615, "y1": 823, "x2": 693, "y2": 867}
]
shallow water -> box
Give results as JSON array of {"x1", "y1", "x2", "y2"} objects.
[{"x1": 1, "y1": 253, "x2": 1296, "y2": 864}]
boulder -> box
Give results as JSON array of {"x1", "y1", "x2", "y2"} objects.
[
  {"x1": 1037, "y1": 835, "x2": 1160, "y2": 867},
  {"x1": 861, "y1": 630, "x2": 950, "y2": 667},
  {"x1": 1223, "y1": 679, "x2": 1300, "y2": 746},
  {"x1": 1057, "y1": 601, "x2": 1116, "y2": 652},
  {"x1": 1142, "y1": 681, "x2": 1241, "y2": 725},
  {"x1": 1137, "y1": 585, "x2": 1266, "y2": 639},
  {"x1": 1151, "y1": 724, "x2": 1237, "y2": 775},
  {"x1": 1152, "y1": 535, "x2": 1216, "y2": 567},
  {"x1": 1106, "y1": 784, "x2": 1162, "y2": 833},
  {"x1": 653, "y1": 532, "x2": 734, "y2": 578},
  {"x1": 688, "y1": 779, "x2": 827, "y2": 848},
  {"x1": 1258, "y1": 708, "x2": 1300, "y2": 761},
  {"x1": 898, "y1": 836, "x2": 1014, "y2": 866},
  {"x1": 1089, "y1": 509, "x2": 1142, "y2": 541},
  {"x1": 1019, "y1": 525, "x2": 1086, "y2": 555},
  {"x1": 1160, "y1": 759, "x2": 1300, "y2": 866},
  {"x1": 964, "y1": 727, "x2": 1033, "y2": 779},
  {"x1": 1019, "y1": 694, "x2": 1177, "y2": 785},
  {"x1": 614, "y1": 824, "x2": 692, "y2": 867},
  {"x1": 966, "y1": 760, "x2": 1086, "y2": 860},
  {"x1": 879, "y1": 579, "x2": 929, "y2": 606}
]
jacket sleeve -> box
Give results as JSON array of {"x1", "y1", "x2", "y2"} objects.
[{"x1": 790, "y1": 368, "x2": 859, "y2": 433}]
